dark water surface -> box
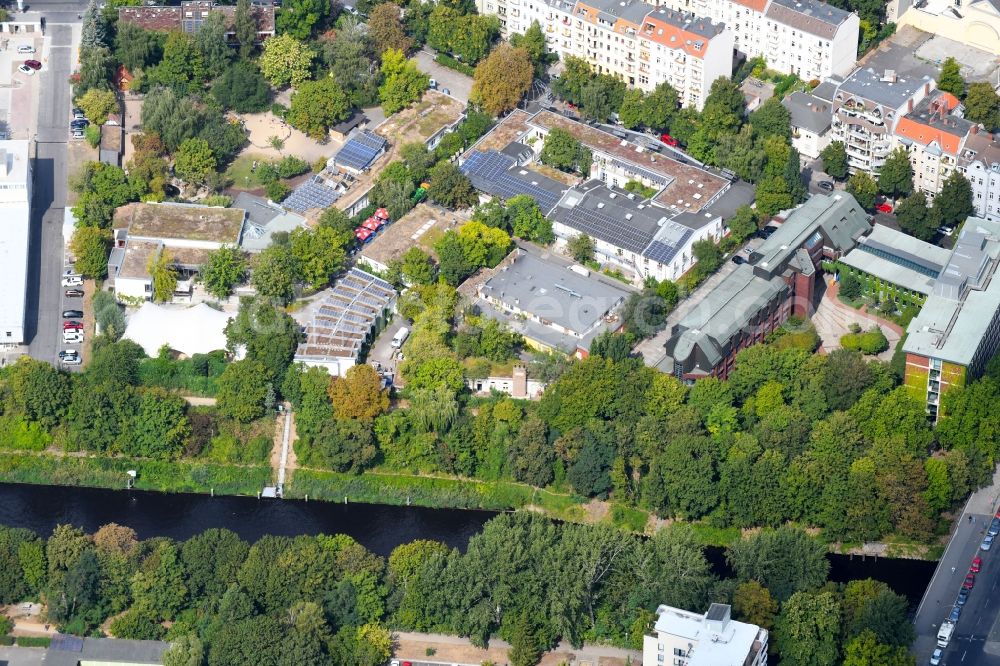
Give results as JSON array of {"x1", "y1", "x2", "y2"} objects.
[{"x1": 0, "y1": 482, "x2": 935, "y2": 605}]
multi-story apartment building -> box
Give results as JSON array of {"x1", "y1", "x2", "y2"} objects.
[
  {"x1": 959, "y1": 130, "x2": 1000, "y2": 223},
  {"x1": 830, "y1": 67, "x2": 935, "y2": 174},
  {"x1": 903, "y1": 217, "x2": 1000, "y2": 420},
  {"x1": 0, "y1": 140, "x2": 31, "y2": 347},
  {"x1": 642, "y1": 603, "x2": 768, "y2": 666},
  {"x1": 478, "y1": 0, "x2": 733, "y2": 108},
  {"x1": 892, "y1": 92, "x2": 974, "y2": 201}
]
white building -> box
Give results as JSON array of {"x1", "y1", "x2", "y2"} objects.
[
  {"x1": 643, "y1": 603, "x2": 768, "y2": 666},
  {"x1": 782, "y1": 89, "x2": 834, "y2": 160},
  {"x1": 0, "y1": 141, "x2": 32, "y2": 346},
  {"x1": 892, "y1": 91, "x2": 974, "y2": 201},
  {"x1": 959, "y1": 130, "x2": 1000, "y2": 223},
  {"x1": 479, "y1": 0, "x2": 733, "y2": 109}
]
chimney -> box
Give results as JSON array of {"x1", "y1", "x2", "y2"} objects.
[
  {"x1": 971, "y1": 124, "x2": 980, "y2": 135},
  {"x1": 512, "y1": 364, "x2": 528, "y2": 398},
  {"x1": 925, "y1": 82, "x2": 930, "y2": 94}
]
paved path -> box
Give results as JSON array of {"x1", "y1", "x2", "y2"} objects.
[
  {"x1": 413, "y1": 50, "x2": 473, "y2": 104},
  {"x1": 393, "y1": 631, "x2": 642, "y2": 664},
  {"x1": 812, "y1": 279, "x2": 902, "y2": 362},
  {"x1": 276, "y1": 402, "x2": 292, "y2": 493},
  {"x1": 912, "y1": 468, "x2": 1000, "y2": 665}
]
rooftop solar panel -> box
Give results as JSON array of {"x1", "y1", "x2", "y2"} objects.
[
  {"x1": 51, "y1": 635, "x2": 84, "y2": 652},
  {"x1": 560, "y1": 206, "x2": 651, "y2": 254},
  {"x1": 284, "y1": 178, "x2": 341, "y2": 213},
  {"x1": 461, "y1": 150, "x2": 566, "y2": 213},
  {"x1": 335, "y1": 131, "x2": 388, "y2": 172}
]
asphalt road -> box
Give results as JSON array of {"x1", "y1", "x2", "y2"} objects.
[
  {"x1": 413, "y1": 50, "x2": 472, "y2": 104},
  {"x1": 913, "y1": 471, "x2": 1000, "y2": 666},
  {"x1": 25, "y1": 20, "x2": 74, "y2": 365}
]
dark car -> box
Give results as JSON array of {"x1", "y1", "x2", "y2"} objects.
[
  {"x1": 958, "y1": 588, "x2": 970, "y2": 606},
  {"x1": 757, "y1": 226, "x2": 777, "y2": 239},
  {"x1": 989, "y1": 517, "x2": 1000, "y2": 536},
  {"x1": 949, "y1": 604, "x2": 961, "y2": 622},
  {"x1": 58, "y1": 350, "x2": 79, "y2": 359},
  {"x1": 24, "y1": 59, "x2": 41, "y2": 70},
  {"x1": 70, "y1": 118, "x2": 89, "y2": 128},
  {"x1": 64, "y1": 289, "x2": 84, "y2": 298},
  {"x1": 963, "y1": 573, "x2": 975, "y2": 590},
  {"x1": 731, "y1": 255, "x2": 745, "y2": 265},
  {"x1": 817, "y1": 180, "x2": 834, "y2": 191},
  {"x1": 62, "y1": 310, "x2": 83, "y2": 318}
]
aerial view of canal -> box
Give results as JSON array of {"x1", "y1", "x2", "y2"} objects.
[{"x1": 0, "y1": 482, "x2": 936, "y2": 606}]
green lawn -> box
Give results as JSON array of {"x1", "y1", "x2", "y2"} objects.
[{"x1": 225, "y1": 154, "x2": 272, "y2": 191}]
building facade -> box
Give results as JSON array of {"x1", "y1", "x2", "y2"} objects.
[
  {"x1": 0, "y1": 140, "x2": 32, "y2": 346},
  {"x1": 783, "y1": 89, "x2": 833, "y2": 160},
  {"x1": 892, "y1": 92, "x2": 973, "y2": 200},
  {"x1": 118, "y1": 0, "x2": 276, "y2": 43},
  {"x1": 830, "y1": 68, "x2": 935, "y2": 174},
  {"x1": 642, "y1": 603, "x2": 767, "y2": 666},
  {"x1": 903, "y1": 217, "x2": 1000, "y2": 419},
  {"x1": 478, "y1": 0, "x2": 733, "y2": 109},
  {"x1": 958, "y1": 130, "x2": 1000, "y2": 223}
]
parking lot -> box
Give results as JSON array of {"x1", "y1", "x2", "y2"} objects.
[{"x1": 413, "y1": 50, "x2": 473, "y2": 104}]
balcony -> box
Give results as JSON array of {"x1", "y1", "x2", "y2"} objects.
[{"x1": 639, "y1": 50, "x2": 649, "y2": 61}]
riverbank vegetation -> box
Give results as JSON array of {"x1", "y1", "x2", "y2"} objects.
[{"x1": 0, "y1": 515, "x2": 914, "y2": 666}]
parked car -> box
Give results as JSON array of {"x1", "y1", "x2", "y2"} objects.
[
  {"x1": 949, "y1": 604, "x2": 962, "y2": 622},
  {"x1": 963, "y1": 572, "x2": 976, "y2": 589},
  {"x1": 817, "y1": 180, "x2": 834, "y2": 192},
  {"x1": 58, "y1": 350, "x2": 78, "y2": 359},
  {"x1": 72, "y1": 107, "x2": 86, "y2": 119},
  {"x1": 62, "y1": 355, "x2": 82, "y2": 366},
  {"x1": 983, "y1": 534, "x2": 994, "y2": 551},
  {"x1": 989, "y1": 517, "x2": 999, "y2": 536},
  {"x1": 957, "y1": 588, "x2": 970, "y2": 605},
  {"x1": 62, "y1": 333, "x2": 84, "y2": 344},
  {"x1": 660, "y1": 133, "x2": 680, "y2": 147},
  {"x1": 17, "y1": 45, "x2": 35, "y2": 54},
  {"x1": 70, "y1": 119, "x2": 89, "y2": 128},
  {"x1": 62, "y1": 309, "x2": 84, "y2": 318},
  {"x1": 64, "y1": 289, "x2": 84, "y2": 298},
  {"x1": 972, "y1": 556, "x2": 982, "y2": 573},
  {"x1": 428, "y1": 78, "x2": 437, "y2": 89},
  {"x1": 441, "y1": 88, "x2": 451, "y2": 96},
  {"x1": 61, "y1": 277, "x2": 83, "y2": 287},
  {"x1": 876, "y1": 202, "x2": 893, "y2": 214},
  {"x1": 930, "y1": 648, "x2": 943, "y2": 665},
  {"x1": 63, "y1": 321, "x2": 83, "y2": 330},
  {"x1": 17, "y1": 65, "x2": 34, "y2": 76},
  {"x1": 24, "y1": 59, "x2": 41, "y2": 70},
  {"x1": 757, "y1": 226, "x2": 777, "y2": 239},
  {"x1": 731, "y1": 255, "x2": 745, "y2": 265},
  {"x1": 71, "y1": 130, "x2": 85, "y2": 140}
]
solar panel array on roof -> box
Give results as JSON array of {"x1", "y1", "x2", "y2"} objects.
[
  {"x1": 51, "y1": 635, "x2": 84, "y2": 652},
  {"x1": 645, "y1": 231, "x2": 692, "y2": 264},
  {"x1": 563, "y1": 206, "x2": 651, "y2": 254},
  {"x1": 461, "y1": 150, "x2": 566, "y2": 213},
  {"x1": 335, "y1": 130, "x2": 388, "y2": 172},
  {"x1": 283, "y1": 177, "x2": 341, "y2": 213}
]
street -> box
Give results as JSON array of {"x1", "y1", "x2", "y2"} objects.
[
  {"x1": 913, "y1": 469, "x2": 1000, "y2": 666},
  {"x1": 24, "y1": 15, "x2": 78, "y2": 365}
]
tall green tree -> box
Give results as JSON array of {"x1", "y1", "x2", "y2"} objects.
[
  {"x1": 931, "y1": 171, "x2": 974, "y2": 228},
  {"x1": 201, "y1": 245, "x2": 247, "y2": 300},
  {"x1": 937, "y1": 57, "x2": 965, "y2": 97},
  {"x1": 726, "y1": 526, "x2": 829, "y2": 601},
  {"x1": 820, "y1": 141, "x2": 849, "y2": 180},
  {"x1": 774, "y1": 591, "x2": 841, "y2": 666},
  {"x1": 877, "y1": 148, "x2": 913, "y2": 199}
]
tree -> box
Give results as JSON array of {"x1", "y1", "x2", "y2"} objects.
[
  {"x1": 894, "y1": 191, "x2": 935, "y2": 241},
  {"x1": 732, "y1": 581, "x2": 778, "y2": 630},
  {"x1": 508, "y1": 613, "x2": 541, "y2": 666},
  {"x1": 234, "y1": 0, "x2": 258, "y2": 59},
  {"x1": 329, "y1": 365, "x2": 390, "y2": 421},
  {"x1": 378, "y1": 49, "x2": 428, "y2": 115},
  {"x1": 276, "y1": 0, "x2": 329, "y2": 40},
  {"x1": 472, "y1": 43, "x2": 533, "y2": 116},
  {"x1": 401, "y1": 247, "x2": 436, "y2": 285},
  {"x1": 81, "y1": 0, "x2": 109, "y2": 49},
  {"x1": 847, "y1": 171, "x2": 878, "y2": 209},
  {"x1": 509, "y1": 415, "x2": 553, "y2": 487},
  {"x1": 216, "y1": 360, "x2": 271, "y2": 422},
  {"x1": 289, "y1": 226, "x2": 347, "y2": 289},
  {"x1": 964, "y1": 82, "x2": 1000, "y2": 131},
  {"x1": 540, "y1": 128, "x2": 590, "y2": 174},
  {"x1": 110, "y1": 608, "x2": 166, "y2": 640},
  {"x1": 180, "y1": 528, "x2": 249, "y2": 601},
  {"x1": 726, "y1": 526, "x2": 829, "y2": 601},
  {"x1": 201, "y1": 246, "x2": 247, "y2": 300},
  {"x1": 507, "y1": 195, "x2": 553, "y2": 243},
  {"x1": 435, "y1": 231, "x2": 472, "y2": 285},
  {"x1": 252, "y1": 244, "x2": 300, "y2": 303},
  {"x1": 194, "y1": 11, "x2": 234, "y2": 78},
  {"x1": 774, "y1": 591, "x2": 841, "y2": 666},
  {"x1": 755, "y1": 175, "x2": 793, "y2": 217},
  {"x1": 642, "y1": 82, "x2": 679, "y2": 130},
  {"x1": 163, "y1": 634, "x2": 205, "y2": 666},
  {"x1": 75, "y1": 88, "x2": 117, "y2": 126},
  {"x1": 259, "y1": 34, "x2": 315, "y2": 88},
  {"x1": 323, "y1": 18, "x2": 379, "y2": 107},
  {"x1": 7, "y1": 358, "x2": 71, "y2": 429},
  {"x1": 567, "y1": 233, "x2": 594, "y2": 264},
  {"x1": 931, "y1": 170, "x2": 974, "y2": 228},
  {"x1": 288, "y1": 78, "x2": 351, "y2": 140},
  {"x1": 877, "y1": 148, "x2": 913, "y2": 199},
  {"x1": 147, "y1": 249, "x2": 178, "y2": 302},
  {"x1": 74, "y1": 46, "x2": 114, "y2": 99},
  {"x1": 820, "y1": 141, "x2": 849, "y2": 180},
  {"x1": 212, "y1": 61, "x2": 271, "y2": 113},
  {"x1": 69, "y1": 226, "x2": 110, "y2": 279},
  {"x1": 368, "y1": 4, "x2": 411, "y2": 55},
  {"x1": 114, "y1": 23, "x2": 164, "y2": 72},
  {"x1": 174, "y1": 137, "x2": 216, "y2": 185},
  {"x1": 937, "y1": 57, "x2": 965, "y2": 97},
  {"x1": 568, "y1": 436, "x2": 614, "y2": 497},
  {"x1": 842, "y1": 630, "x2": 914, "y2": 666},
  {"x1": 71, "y1": 161, "x2": 142, "y2": 228},
  {"x1": 749, "y1": 97, "x2": 791, "y2": 140},
  {"x1": 427, "y1": 161, "x2": 477, "y2": 209},
  {"x1": 145, "y1": 31, "x2": 205, "y2": 90},
  {"x1": 509, "y1": 21, "x2": 549, "y2": 77}
]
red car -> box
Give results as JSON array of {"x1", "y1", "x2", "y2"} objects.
[
  {"x1": 972, "y1": 556, "x2": 983, "y2": 573},
  {"x1": 964, "y1": 573, "x2": 976, "y2": 590},
  {"x1": 876, "y1": 202, "x2": 893, "y2": 214},
  {"x1": 63, "y1": 321, "x2": 83, "y2": 330},
  {"x1": 660, "y1": 133, "x2": 680, "y2": 147},
  {"x1": 24, "y1": 59, "x2": 41, "y2": 70}
]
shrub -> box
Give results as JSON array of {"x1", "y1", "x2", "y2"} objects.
[
  {"x1": 84, "y1": 124, "x2": 101, "y2": 148},
  {"x1": 265, "y1": 180, "x2": 291, "y2": 202},
  {"x1": 840, "y1": 326, "x2": 889, "y2": 355},
  {"x1": 15, "y1": 636, "x2": 52, "y2": 648},
  {"x1": 109, "y1": 608, "x2": 166, "y2": 640},
  {"x1": 434, "y1": 53, "x2": 475, "y2": 76},
  {"x1": 277, "y1": 156, "x2": 309, "y2": 178},
  {"x1": 201, "y1": 194, "x2": 232, "y2": 207},
  {"x1": 0, "y1": 415, "x2": 51, "y2": 451},
  {"x1": 270, "y1": 103, "x2": 288, "y2": 119}
]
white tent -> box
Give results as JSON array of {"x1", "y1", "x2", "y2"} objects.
[{"x1": 124, "y1": 302, "x2": 232, "y2": 357}]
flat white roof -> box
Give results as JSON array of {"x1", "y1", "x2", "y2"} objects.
[
  {"x1": 653, "y1": 605, "x2": 764, "y2": 666},
  {"x1": 0, "y1": 140, "x2": 31, "y2": 344}
]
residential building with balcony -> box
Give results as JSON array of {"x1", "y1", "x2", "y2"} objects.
[
  {"x1": 782, "y1": 89, "x2": 833, "y2": 159},
  {"x1": 477, "y1": 0, "x2": 732, "y2": 109},
  {"x1": 830, "y1": 67, "x2": 935, "y2": 174},
  {"x1": 642, "y1": 603, "x2": 767, "y2": 666},
  {"x1": 958, "y1": 130, "x2": 1000, "y2": 223},
  {"x1": 892, "y1": 91, "x2": 974, "y2": 200},
  {"x1": 902, "y1": 217, "x2": 1000, "y2": 420},
  {"x1": 118, "y1": 0, "x2": 276, "y2": 43}
]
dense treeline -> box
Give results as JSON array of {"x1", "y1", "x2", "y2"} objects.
[{"x1": 0, "y1": 515, "x2": 914, "y2": 666}]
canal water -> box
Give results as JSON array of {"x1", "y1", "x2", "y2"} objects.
[{"x1": 0, "y1": 482, "x2": 935, "y2": 606}]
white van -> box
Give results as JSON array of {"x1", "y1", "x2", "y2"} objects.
[
  {"x1": 391, "y1": 327, "x2": 409, "y2": 348},
  {"x1": 937, "y1": 620, "x2": 955, "y2": 648}
]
